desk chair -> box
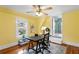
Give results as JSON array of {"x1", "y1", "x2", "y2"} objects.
[{"x1": 41, "y1": 33, "x2": 51, "y2": 53}]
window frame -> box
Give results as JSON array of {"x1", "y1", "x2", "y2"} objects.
[
  {"x1": 51, "y1": 16, "x2": 62, "y2": 38},
  {"x1": 16, "y1": 17, "x2": 28, "y2": 39}
]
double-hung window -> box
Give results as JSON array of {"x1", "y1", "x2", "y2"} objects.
[{"x1": 52, "y1": 16, "x2": 62, "y2": 38}]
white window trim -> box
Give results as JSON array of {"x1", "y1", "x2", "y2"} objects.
[
  {"x1": 16, "y1": 17, "x2": 28, "y2": 39},
  {"x1": 50, "y1": 16, "x2": 62, "y2": 38}
]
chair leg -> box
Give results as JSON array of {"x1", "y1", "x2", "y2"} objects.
[
  {"x1": 38, "y1": 42, "x2": 44, "y2": 54},
  {"x1": 41, "y1": 44, "x2": 51, "y2": 54},
  {"x1": 46, "y1": 48, "x2": 51, "y2": 53}
]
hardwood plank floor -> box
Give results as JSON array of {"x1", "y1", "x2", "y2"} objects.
[
  {"x1": 0, "y1": 42, "x2": 79, "y2": 54},
  {"x1": 66, "y1": 45, "x2": 79, "y2": 54}
]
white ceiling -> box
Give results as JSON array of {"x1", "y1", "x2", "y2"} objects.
[{"x1": 1, "y1": 5, "x2": 79, "y2": 16}]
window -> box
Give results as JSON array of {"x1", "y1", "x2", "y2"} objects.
[
  {"x1": 16, "y1": 17, "x2": 28, "y2": 39},
  {"x1": 52, "y1": 16, "x2": 62, "y2": 38},
  {"x1": 55, "y1": 17, "x2": 61, "y2": 34}
]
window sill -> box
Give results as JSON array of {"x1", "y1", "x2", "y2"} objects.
[{"x1": 50, "y1": 34, "x2": 62, "y2": 38}]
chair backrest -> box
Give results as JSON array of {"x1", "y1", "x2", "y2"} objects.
[{"x1": 43, "y1": 33, "x2": 49, "y2": 44}]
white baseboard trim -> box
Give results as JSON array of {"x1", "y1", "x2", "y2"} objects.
[
  {"x1": 0, "y1": 42, "x2": 18, "y2": 50},
  {"x1": 63, "y1": 41, "x2": 79, "y2": 47}
]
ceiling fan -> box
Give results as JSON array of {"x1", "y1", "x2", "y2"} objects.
[{"x1": 26, "y1": 5, "x2": 53, "y2": 16}]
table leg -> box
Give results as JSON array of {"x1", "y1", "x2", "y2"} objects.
[{"x1": 35, "y1": 41, "x2": 39, "y2": 54}]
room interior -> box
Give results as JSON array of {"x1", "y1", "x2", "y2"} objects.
[{"x1": 0, "y1": 5, "x2": 79, "y2": 54}]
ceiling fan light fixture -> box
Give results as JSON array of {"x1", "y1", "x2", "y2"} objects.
[{"x1": 36, "y1": 12, "x2": 43, "y2": 16}]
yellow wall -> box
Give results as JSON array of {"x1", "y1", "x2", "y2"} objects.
[
  {"x1": 0, "y1": 12, "x2": 16, "y2": 45},
  {"x1": 38, "y1": 16, "x2": 51, "y2": 34},
  {"x1": 63, "y1": 10, "x2": 79, "y2": 44},
  {"x1": 38, "y1": 9, "x2": 79, "y2": 44},
  {"x1": 1, "y1": 6, "x2": 79, "y2": 46},
  {"x1": 0, "y1": 7, "x2": 39, "y2": 45},
  {"x1": 0, "y1": 6, "x2": 51, "y2": 46}
]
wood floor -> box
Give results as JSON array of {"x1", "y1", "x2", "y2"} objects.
[{"x1": 0, "y1": 42, "x2": 79, "y2": 54}]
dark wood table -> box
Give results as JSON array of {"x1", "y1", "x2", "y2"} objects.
[{"x1": 26, "y1": 35, "x2": 44, "y2": 54}]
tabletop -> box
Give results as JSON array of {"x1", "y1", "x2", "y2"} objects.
[{"x1": 27, "y1": 35, "x2": 44, "y2": 41}]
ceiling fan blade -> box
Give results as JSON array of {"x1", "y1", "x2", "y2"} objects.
[
  {"x1": 42, "y1": 12, "x2": 48, "y2": 15},
  {"x1": 43, "y1": 7, "x2": 53, "y2": 10},
  {"x1": 33, "y1": 5, "x2": 36, "y2": 8},
  {"x1": 38, "y1": 5, "x2": 41, "y2": 12},
  {"x1": 33, "y1": 5, "x2": 42, "y2": 12},
  {"x1": 26, "y1": 11, "x2": 34, "y2": 13},
  {"x1": 33, "y1": 5, "x2": 39, "y2": 12}
]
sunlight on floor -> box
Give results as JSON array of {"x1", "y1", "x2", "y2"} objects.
[{"x1": 17, "y1": 50, "x2": 24, "y2": 54}]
